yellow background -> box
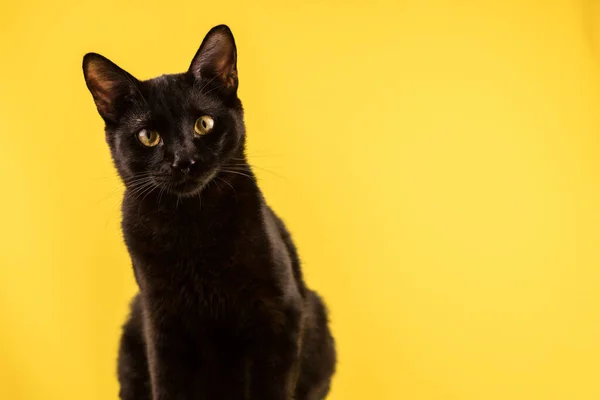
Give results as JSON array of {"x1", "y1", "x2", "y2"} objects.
[{"x1": 1, "y1": 0, "x2": 600, "y2": 399}]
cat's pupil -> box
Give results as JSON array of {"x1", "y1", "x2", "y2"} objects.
[{"x1": 201, "y1": 119, "x2": 207, "y2": 129}]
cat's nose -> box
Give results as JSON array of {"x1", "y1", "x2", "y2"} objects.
[{"x1": 171, "y1": 157, "x2": 196, "y2": 173}]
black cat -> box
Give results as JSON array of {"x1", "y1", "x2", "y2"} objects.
[{"x1": 82, "y1": 25, "x2": 336, "y2": 399}]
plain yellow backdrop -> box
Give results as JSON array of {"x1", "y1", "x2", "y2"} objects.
[{"x1": 1, "y1": 0, "x2": 600, "y2": 399}]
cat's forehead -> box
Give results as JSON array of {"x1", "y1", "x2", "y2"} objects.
[
  {"x1": 140, "y1": 73, "x2": 219, "y2": 113},
  {"x1": 144, "y1": 74, "x2": 191, "y2": 100}
]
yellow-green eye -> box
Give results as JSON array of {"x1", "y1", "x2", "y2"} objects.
[
  {"x1": 137, "y1": 129, "x2": 161, "y2": 147},
  {"x1": 194, "y1": 115, "x2": 215, "y2": 136}
]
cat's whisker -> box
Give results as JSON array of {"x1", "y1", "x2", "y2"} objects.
[
  {"x1": 123, "y1": 173, "x2": 155, "y2": 184},
  {"x1": 133, "y1": 189, "x2": 153, "y2": 203},
  {"x1": 127, "y1": 181, "x2": 155, "y2": 196},
  {"x1": 223, "y1": 163, "x2": 284, "y2": 179},
  {"x1": 249, "y1": 165, "x2": 283, "y2": 178},
  {"x1": 122, "y1": 177, "x2": 155, "y2": 193},
  {"x1": 126, "y1": 175, "x2": 154, "y2": 185},
  {"x1": 125, "y1": 179, "x2": 154, "y2": 189},
  {"x1": 212, "y1": 178, "x2": 223, "y2": 192},
  {"x1": 136, "y1": 182, "x2": 156, "y2": 197},
  {"x1": 157, "y1": 184, "x2": 167, "y2": 207},
  {"x1": 221, "y1": 167, "x2": 252, "y2": 178},
  {"x1": 93, "y1": 174, "x2": 123, "y2": 182},
  {"x1": 215, "y1": 176, "x2": 235, "y2": 193},
  {"x1": 220, "y1": 169, "x2": 254, "y2": 180},
  {"x1": 127, "y1": 181, "x2": 155, "y2": 192},
  {"x1": 96, "y1": 186, "x2": 126, "y2": 205},
  {"x1": 123, "y1": 175, "x2": 153, "y2": 183},
  {"x1": 232, "y1": 152, "x2": 282, "y2": 160},
  {"x1": 140, "y1": 185, "x2": 157, "y2": 204},
  {"x1": 128, "y1": 181, "x2": 156, "y2": 200}
]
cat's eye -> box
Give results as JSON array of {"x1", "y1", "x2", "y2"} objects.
[
  {"x1": 137, "y1": 129, "x2": 161, "y2": 147},
  {"x1": 194, "y1": 115, "x2": 215, "y2": 136}
]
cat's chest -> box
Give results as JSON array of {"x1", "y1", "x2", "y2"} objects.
[
  {"x1": 139, "y1": 263, "x2": 285, "y2": 340},
  {"x1": 122, "y1": 201, "x2": 288, "y2": 322},
  {"x1": 145, "y1": 271, "x2": 252, "y2": 317},
  {"x1": 124, "y1": 210, "x2": 249, "y2": 265},
  {"x1": 126, "y1": 215, "x2": 276, "y2": 302}
]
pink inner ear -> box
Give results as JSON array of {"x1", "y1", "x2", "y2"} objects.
[
  {"x1": 214, "y1": 55, "x2": 236, "y2": 88},
  {"x1": 86, "y1": 65, "x2": 120, "y2": 116},
  {"x1": 215, "y1": 56, "x2": 229, "y2": 75},
  {"x1": 95, "y1": 81, "x2": 116, "y2": 105},
  {"x1": 192, "y1": 33, "x2": 237, "y2": 88}
]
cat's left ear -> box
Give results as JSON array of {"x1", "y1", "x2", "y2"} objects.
[{"x1": 189, "y1": 25, "x2": 238, "y2": 93}]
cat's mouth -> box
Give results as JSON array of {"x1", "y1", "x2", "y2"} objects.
[
  {"x1": 171, "y1": 180, "x2": 202, "y2": 194},
  {"x1": 162, "y1": 169, "x2": 219, "y2": 197}
]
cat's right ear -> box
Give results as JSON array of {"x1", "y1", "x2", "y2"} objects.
[
  {"x1": 82, "y1": 53, "x2": 139, "y2": 123},
  {"x1": 188, "y1": 25, "x2": 238, "y2": 94}
]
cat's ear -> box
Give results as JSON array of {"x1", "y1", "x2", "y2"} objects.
[
  {"x1": 82, "y1": 53, "x2": 139, "y2": 123},
  {"x1": 188, "y1": 25, "x2": 238, "y2": 93}
]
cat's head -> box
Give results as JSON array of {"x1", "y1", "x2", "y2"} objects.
[{"x1": 83, "y1": 25, "x2": 245, "y2": 198}]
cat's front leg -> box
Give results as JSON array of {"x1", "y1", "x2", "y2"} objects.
[
  {"x1": 143, "y1": 320, "x2": 204, "y2": 400},
  {"x1": 249, "y1": 336, "x2": 300, "y2": 400},
  {"x1": 147, "y1": 330, "x2": 249, "y2": 400},
  {"x1": 146, "y1": 335, "x2": 195, "y2": 400},
  {"x1": 248, "y1": 308, "x2": 303, "y2": 400}
]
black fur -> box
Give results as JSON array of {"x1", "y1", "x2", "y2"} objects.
[{"x1": 82, "y1": 25, "x2": 336, "y2": 399}]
